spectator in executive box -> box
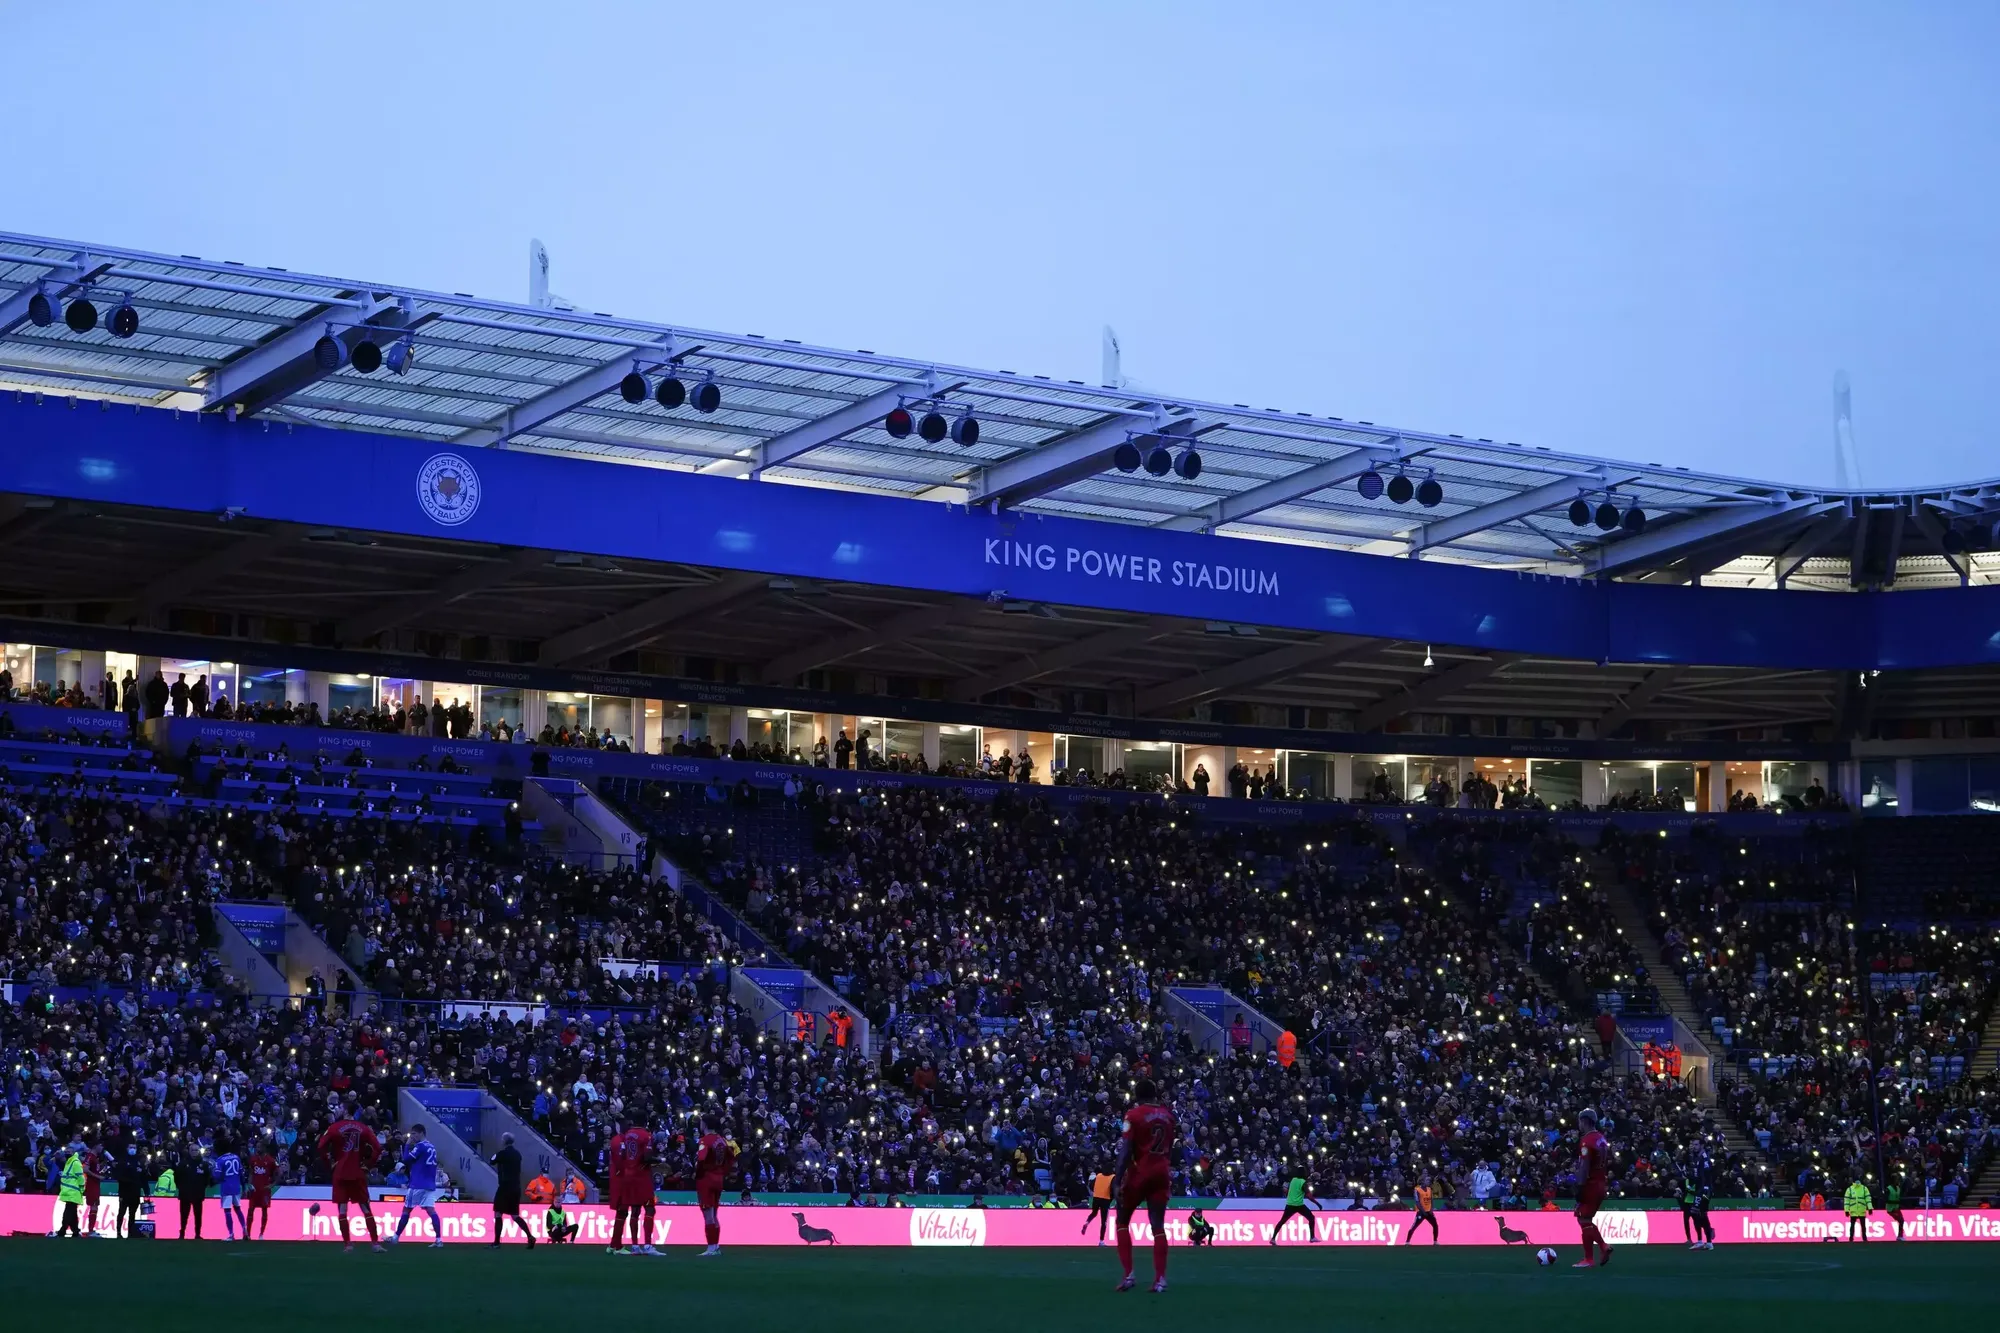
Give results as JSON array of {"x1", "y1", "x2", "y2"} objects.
[
  {"x1": 834, "y1": 730, "x2": 853, "y2": 769},
  {"x1": 141, "y1": 669, "x2": 168, "y2": 720}
]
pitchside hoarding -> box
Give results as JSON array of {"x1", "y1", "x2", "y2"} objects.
[{"x1": 8, "y1": 1199, "x2": 1995, "y2": 1246}]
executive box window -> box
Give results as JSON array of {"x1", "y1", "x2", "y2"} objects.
[{"x1": 1529, "y1": 759, "x2": 1582, "y2": 808}]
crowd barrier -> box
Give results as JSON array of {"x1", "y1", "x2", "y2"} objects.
[{"x1": 6, "y1": 1198, "x2": 1994, "y2": 1247}]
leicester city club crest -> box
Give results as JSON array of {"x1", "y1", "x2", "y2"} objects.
[{"x1": 416, "y1": 453, "x2": 481, "y2": 526}]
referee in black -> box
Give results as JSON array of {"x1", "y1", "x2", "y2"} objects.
[{"x1": 489, "y1": 1133, "x2": 537, "y2": 1247}]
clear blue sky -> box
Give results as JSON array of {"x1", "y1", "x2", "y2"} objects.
[{"x1": 3, "y1": 2, "x2": 1995, "y2": 487}]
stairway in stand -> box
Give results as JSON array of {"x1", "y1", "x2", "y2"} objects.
[
  {"x1": 1600, "y1": 877, "x2": 1762, "y2": 1164},
  {"x1": 1958, "y1": 1001, "x2": 2000, "y2": 1203}
]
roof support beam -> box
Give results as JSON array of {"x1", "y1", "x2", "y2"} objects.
[
  {"x1": 1157, "y1": 445, "x2": 1406, "y2": 532},
  {"x1": 112, "y1": 525, "x2": 308, "y2": 625},
  {"x1": 1134, "y1": 634, "x2": 1377, "y2": 714},
  {"x1": 1595, "y1": 666, "x2": 1690, "y2": 736},
  {"x1": 756, "y1": 597, "x2": 988, "y2": 683},
  {"x1": 1587, "y1": 498, "x2": 1841, "y2": 578},
  {"x1": 455, "y1": 339, "x2": 675, "y2": 449},
  {"x1": 1772, "y1": 512, "x2": 1850, "y2": 585},
  {"x1": 336, "y1": 547, "x2": 550, "y2": 645},
  {"x1": 1904, "y1": 508, "x2": 1967, "y2": 585},
  {"x1": 699, "y1": 382, "x2": 930, "y2": 478},
  {"x1": 966, "y1": 407, "x2": 1170, "y2": 509},
  {"x1": 1405, "y1": 470, "x2": 1633, "y2": 554},
  {"x1": 1353, "y1": 652, "x2": 1525, "y2": 732},
  {"x1": 0, "y1": 257, "x2": 112, "y2": 338},
  {"x1": 200, "y1": 294, "x2": 408, "y2": 417},
  {"x1": 949, "y1": 615, "x2": 1184, "y2": 701},
  {"x1": 538, "y1": 570, "x2": 766, "y2": 667},
  {"x1": 1633, "y1": 506, "x2": 1833, "y2": 585},
  {"x1": 1876, "y1": 508, "x2": 1907, "y2": 587}
]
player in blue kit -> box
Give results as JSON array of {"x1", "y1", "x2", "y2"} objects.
[
  {"x1": 388, "y1": 1124, "x2": 446, "y2": 1248},
  {"x1": 214, "y1": 1143, "x2": 248, "y2": 1241}
]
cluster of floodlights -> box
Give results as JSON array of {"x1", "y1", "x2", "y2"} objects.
[
  {"x1": 1355, "y1": 468, "x2": 1443, "y2": 507},
  {"x1": 1567, "y1": 496, "x2": 1648, "y2": 534},
  {"x1": 312, "y1": 328, "x2": 417, "y2": 376},
  {"x1": 617, "y1": 367, "x2": 722, "y2": 413},
  {"x1": 884, "y1": 404, "x2": 981, "y2": 447},
  {"x1": 1113, "y1": 433, "x2": 1202, "y2": 479},
  {"x1": 1939, "y1": 522, "x2": 1998, "y2": 555},
  {"x1": 25, "y1": 288, "x2": 141, "y2": 339}
]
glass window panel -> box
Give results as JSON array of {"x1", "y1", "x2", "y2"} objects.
[{"x1": 1529, "y1": 760, "x2": 1582, "y2": 809}]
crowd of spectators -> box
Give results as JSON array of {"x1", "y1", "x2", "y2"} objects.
[
  {"x1": 614, "y1": 784, "x2": 1751, "y2": 1204},
  {"x1": 5, "y1": 722, "x2": 1992, "y2": 1211},
  {"x1": 1605, "y1": 824, "x2": 1998, "y2": 1202}
]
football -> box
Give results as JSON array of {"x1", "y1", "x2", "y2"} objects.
[{"x1": 1535, "y1": 1247, "x2": 1558, "y2": 1266}]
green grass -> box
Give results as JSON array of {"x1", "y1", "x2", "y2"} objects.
[{"x1": 0, "y1": 1237, "x2": 1982, "y2": 1330}]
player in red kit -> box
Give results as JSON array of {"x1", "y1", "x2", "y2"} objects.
[
  {"x1": 694, "y1": 1115, "x2": 736, "y2": 1257},
  {"x1": 81, "y1": 1137, "x2": 104, "y2": 1235},
  {"x1": 316, "y1": 1103, "x2": 384, "y2": 1252},
  {"x1": 1113, "y1": 1078, "x2": 1176, "y2": 1294},
  {"x1": 606, "y1": 1119, "x2": 659, "y2": 1256},
  {"x1": 1572, "y1": 1107, "x2": 1613, "y2": 1268},
  {"x1": 245, "y1": 1140, "x2": 279, "y2": 1240}
]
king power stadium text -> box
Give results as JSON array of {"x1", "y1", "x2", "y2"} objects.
[
  {"x1": 983, "y1": 540, "x2": 1282, "y2": 596},
  {"x1": 9, "y1": 1200, "x2": 1997, "y2": 1247}
]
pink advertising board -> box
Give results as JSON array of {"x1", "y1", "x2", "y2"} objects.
[{"x1": 8, "y1": 1197, "x2": 1996, "y2": 1247}]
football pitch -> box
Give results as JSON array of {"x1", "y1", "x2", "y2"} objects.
[{"x1": 0, "y1": 1238, "x2": 1982, "y2": 1330}]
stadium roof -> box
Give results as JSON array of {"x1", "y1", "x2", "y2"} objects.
[{"x1": 3, "y1": 230, "x2": 1997, "y2": 590}]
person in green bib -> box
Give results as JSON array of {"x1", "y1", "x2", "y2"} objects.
[
  {"x1": 544, "y1": 1202, "x2": 577, "y2": 1244},
  {"x1": 1186, "y1": 1208, "x2": 1215, "y2": 1246},
  {"x1": 1884, "y1": 1177, "x2": 1905, "y2": 1242},
  {"x1": 54, "y1": 1142, "x2": 87, "y2": 1238},
  {"x1": 1843, "y1": 1178, "x2": 1872, "y2": 1242},
  {"x1": 1269, "y1": 1171, "x2": 1322, "y2": 1245}
]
